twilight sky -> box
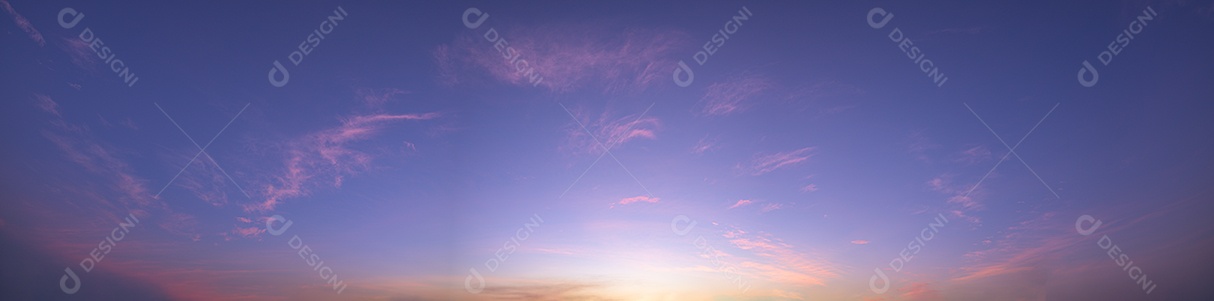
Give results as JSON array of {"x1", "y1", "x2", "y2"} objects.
[{"x1": 2, "y1": 0, "x2": 1213, "y2": 300}]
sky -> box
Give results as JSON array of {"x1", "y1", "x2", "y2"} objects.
[{"x1": 2, "y1": 0, "x2": 1213, "y2": 300}]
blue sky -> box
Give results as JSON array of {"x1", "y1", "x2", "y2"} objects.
[{"x1": 2, "y1": 0, "x2": 1213, "y2": 300}]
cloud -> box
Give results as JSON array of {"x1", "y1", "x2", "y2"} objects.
[
  {"x1": 728, "y1": 199, "x2": 753, "y2": 209},
  {"x1": 851, "y1": 240, "x2": 870, "y2": 245},
  {"x1": 33, "y1": 94, "x2": 59, "y2": 116},
  {"x1": 613, "y1": 195, "x2": 659, "y2": 207},
  {"x1": 927, "y1": 175, "x2": 984, "y2": 211},
  {"x1": 355, "y1": 87, "x2": 409, "y2": 107},
  {"x1": 697, "y1": 73, "x2": 774, "y2": 116},
  {"x1": 248, "y1": 108, "x2": 441, "y2": 212},
  {"x1": 907, "y1": 131, "x2": 938, "y2": 163},
  {"x1": 954, "y1": 145, "x2": 992, "y2": 164},
  {"x1": 37, "y1": 95, "x2": 155, "y2": 210},
  {"x1": 1, "y1": 0, "x2": 44, "y2": 46},
  {"x1": 724, "y1": 228, "x2": 844, "y2": 287},
  {"x1": 691, "y1": 136, "x2": 719, "y2": 154},
  {"x1": 760, "y1": 203, "x2": 784, "y2": 212},
  {"x1": 435, "y1": 21, "x2": 690, "y2": 94},
  {"x1": 564, "y1": 108, "x2": 660, "y2": 155},
  {"x1": 898, "y1": 282, "x2": 942, "y2": 300},
  {"x1": 743, "y1": 147, "x2": 816, "y2": 176},
  {"x1": 800, "y1": 183, "x2": 818, "y2": 192}
]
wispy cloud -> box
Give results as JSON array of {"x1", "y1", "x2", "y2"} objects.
[
  {"x1": 435, "y1": 22, "x2": 690, "y2": 94},
  {"x1": 1, "y1": 0, "x2": 44, "y2": 46},
  {"x1": 691, "y1": 136, "x2": 719, "y2": 154},
  {"x1": 954, "y1": 145, "x2": 992, "y2": 164},
  {"x1": 851, "y1": 240, "x2": 870, "y2": 245},
  {"x1": 248, "y1": 108, "x2": 441, "y2": 212},
  {"x1": 800, "y1": 183, "x2": 819, "y2": 192},
  {"x1": 612, "y1": 195, "x2": 659, "y2": 208},
  {"x1": 728, "y1": 199, "x2": 753, "y2": 209},
  {"x1": 697, "y1": 73, "x2": 774, "y2": 116},
  {"x1": 564, "y1": 108, "x2": 660, "y2": 156},
  {"x1": 742, "y1": 147, "x2": 816, "y2": 176},
  {"x1": 724, "y1": 228, "x2": 844, "y2": 287},
  {"x1": 760, "y1": 203, "x2": 784, "y2": 212}
]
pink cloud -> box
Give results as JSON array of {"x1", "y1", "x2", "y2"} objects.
[
  {"x1": 728, "y1": 199, "x2": 753, "y2": 209},
  {"x1": 724, "y1": 229, "x2": 843, "y2": 287},
  {"x1": 851, "y1": 240, "x2": 870, "y2": 245},
  {"x1": 1, "y1": 0, "x2": 44, "y2": 46},
  {"x1": 434, "y1": 22, "x2": 691, "y2": 94},
  {"x1": 691, "y1": 136, "x2": 719, "y2": 154},
  {"x1": 697, "y1": 73, "x2": 774, "y2": 116},
  {"x1": 248, "y1": 108, "x2": 440, "y2": 212},
  {"x1": 954, "y1": 145, "x2": 992, "y2": 164},
  {"x1": 928, "y1": 175, "x2": 985, "y2": 211},
  {"x1": 33, "y1": 94, "x2": 59, "y2": 116},
  {"x1": 743, "y1": 147, "x2": 816, "y2": 176},
  {"x1": 614, "y1": 195, "x2": 659, "y2": 207},
  {"x1": 898, "y1": 282, "x2": 941, "y2": 300},
  {"x1": 564, "y1": 108, "x2": 660, "y2": 155},
  {"x1": 800, "y1": 183, "x2": 819, "y2": 192},
  {"x1": 355, "y1": 87, "x2": 409, "y2": 107},
  {"x1": 760, "y1": 203, "x2": 784, "y2": 212}
]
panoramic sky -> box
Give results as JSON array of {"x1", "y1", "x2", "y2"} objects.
[{"x1": 2, "y1": 0, "x2": 1213, "y2": 300}]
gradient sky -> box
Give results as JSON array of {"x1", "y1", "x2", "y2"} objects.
[{"x1": 2, "y1": 0, "x2": 1214, "y2": 300}]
